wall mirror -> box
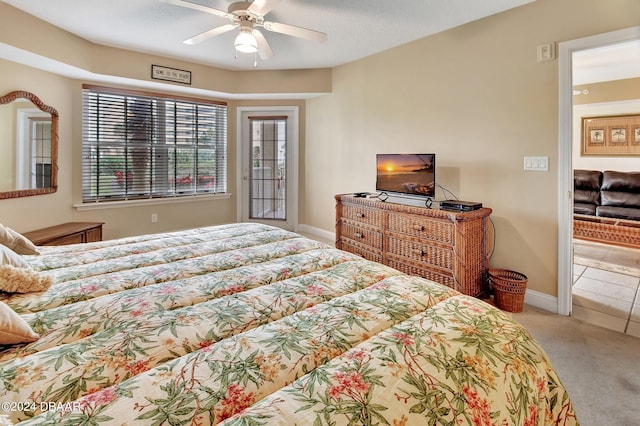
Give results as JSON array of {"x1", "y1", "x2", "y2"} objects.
[{"x1": 0, "y1": 91, "x2": 58, "y2": 199}]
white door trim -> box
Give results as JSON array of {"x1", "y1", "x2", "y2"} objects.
[
  {"x1": 557, "y1": 26, "x2": 640, "y2": 316},
  {"x1": 236, "y1": 106, "x2": 299, "y2": 230}
]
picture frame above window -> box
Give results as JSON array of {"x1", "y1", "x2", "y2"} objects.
[{"x1": 581, "y1": 114, "x2": 640, "y2": 156}]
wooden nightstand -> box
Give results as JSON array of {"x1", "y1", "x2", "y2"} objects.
[{"x1": 23, "y1": 222, "x2": 104, "y2": 246}]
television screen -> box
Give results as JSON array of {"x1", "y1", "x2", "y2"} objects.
[{"x1": 376, "y1": 154, "x2": 435, "y2": 198}]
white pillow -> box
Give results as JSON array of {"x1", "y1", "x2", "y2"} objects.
[
  {"x1": 0, "y1": 244, "x2": 30, "y2": 268},
  {"x1": 0, "y1": 224, "x2": 39, "y2": 255},
  {"x1": 0, "y1": 301, "x2": 39, "y2": 344}
]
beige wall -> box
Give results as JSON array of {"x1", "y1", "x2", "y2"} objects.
[
  {"x1": 0, "y1": 4, "x2": 331, "y2": 98},
  {"x1": 0, "y1": 59, "x2": 238, "y2": 239},
  {"x1": 574, "y1": 78, "x2": 640, "y2": 105},
  {"x1": 573, "y1": 78, "x2": 640, "y2": 172},
  {"x1": 0, "y1": 3, "x2": 318, "y2": 240},
  {"x1": 573, "y1": 100, "x2": 640, "y2": 172},
  {"x1": 0, "y1": 60, "x2": 75, "y2": 230},
  {"x1": 0, "y1": 101, "x2": 15, "y2": 191},
  {"x1": 0, "y1": 59, "x2": 308, "y2": 240},
  {"x1": 1, "y1": 0, "x2": 639, "y2": 298},
  {"x1": 302, "y1": 0, "x2": 640, "y2": 297}
]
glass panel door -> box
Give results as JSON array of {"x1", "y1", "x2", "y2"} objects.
[
  {"x1": 249, "y1": 117, "x2": 287, "y2": 220},
  {"x1": 238, "y1": 107, "x2": 298, "y2": 231}
]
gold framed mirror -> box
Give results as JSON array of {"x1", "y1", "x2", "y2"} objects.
[{"x1": 0, "y1": 91, "x2": 58, "y2": 199}]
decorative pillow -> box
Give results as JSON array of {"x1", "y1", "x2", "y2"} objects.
[
  {"x1": 0, "y1": 265, "x2": 53, "y2": 294},
  {"x1": 0, "y1": 224, "x2": 39, "y2": 255},
  {"x1": 0, "y1": 301, "x2": 39, "y2": 344},
  {"x1": 0, "y1": 244, "x2": 30, "y2": 268}
]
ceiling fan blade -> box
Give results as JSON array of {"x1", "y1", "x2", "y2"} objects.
[
  {"x1": 247, "y1": 0, "x2": 283, "y2": 16},
  {"x1": 183, "y1": 23, "x2": 238, "y2": 44},
  {"x1": 165, "y1": 0, "x2": 233, "y2": 19},
  {"x1": 263, "y1": 21, "x2": 327, "y2": 43},
  {"x1": 253, "y1": 29, "x2": 274, "y2": 60}
]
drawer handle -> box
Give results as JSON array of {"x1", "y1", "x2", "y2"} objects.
[
  {"x1": 412, "y1": 248, "x2": 427, "y2": 257},
  {"x1": 411, "y1": 224, "x2": 426, "y2": 232},
  {"x1": 355, "y1": 232, "x2": 364, "y2": 239},
  {"x1": 356, "y1": 213, "x2": 365, "y2": 218}
]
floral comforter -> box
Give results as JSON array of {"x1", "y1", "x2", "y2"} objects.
[{"x1": 0, "y1": 223, "x2": 578, "y2": 425}]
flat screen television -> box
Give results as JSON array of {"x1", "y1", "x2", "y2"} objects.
[{"x1": 376, "y1": 154, "x2": 435, "y2": 198}]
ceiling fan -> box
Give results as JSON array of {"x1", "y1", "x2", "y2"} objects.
[{"x1": 167, "y1": 0, "x2": 327, "y2": 61}]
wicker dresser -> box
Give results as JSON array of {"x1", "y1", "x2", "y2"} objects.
[{"x1": 335, "y1": 194, "x2": 492, "y2": 296}]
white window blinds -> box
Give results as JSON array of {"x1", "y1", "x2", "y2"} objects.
[{"x1": 82, "y1": 85, "x2": 227, "y2": 203}]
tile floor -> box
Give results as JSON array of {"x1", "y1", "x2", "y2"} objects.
[{"x1": 573, "y1": 244, "x2": 640, "y2": 338}]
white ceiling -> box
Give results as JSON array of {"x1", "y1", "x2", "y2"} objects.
[
  {"x1": 572, "y1": 39, "x2": 640, "y2": 85},
  {"x1": 3, "y1": 0, "x2": 534, "y2": 71}
]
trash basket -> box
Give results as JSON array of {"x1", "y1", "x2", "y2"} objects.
[{"x1": 489, "y1": 269, "x2": 527, "y2": 313}]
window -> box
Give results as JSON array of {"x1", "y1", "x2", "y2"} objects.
[{"x1": 82, "y1": 85, "x2": 227, "y2": 203}]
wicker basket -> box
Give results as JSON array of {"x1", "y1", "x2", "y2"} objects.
[{"x1": 489, "y1": 269, "x2": 527, "y2": 313}]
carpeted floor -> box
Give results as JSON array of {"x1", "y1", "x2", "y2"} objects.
[{"x1": 514, "y1": 305, "x2": 640, "y2": 426}]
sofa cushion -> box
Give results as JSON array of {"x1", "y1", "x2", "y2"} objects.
[
  {"x1": 597, "y1": 205, "x2": 640, "y2": 221},
  {"x1": 601, "y1": 171, "x2": 640, "y2": 209},
  {"x1": 574, "y1": 170, "x2": 602, "y2": 191},
  {"x1": 574, "y1": 203, "x2": 597, "y2": 215},
  {"x1": 601, "y1": 191, "x2": 640, "y2": 209},
  {"x1": 601, "y1": 171, "x2": 640, "y2": 192},
  {"x1": 574, "y1": 189, "x2": 600, "y2": 205},
  {"x1": 573, "y1": 170, "x2": 602, "y2": 207}
]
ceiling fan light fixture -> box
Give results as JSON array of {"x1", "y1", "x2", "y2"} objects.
[{"x1": 234, "y1": 29, "x2": 258, "y2": 53}]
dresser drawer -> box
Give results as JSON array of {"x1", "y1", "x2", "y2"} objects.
[
  {"x1": 84, "y1": 227, "x2": 103, "y2": 243},
  {"x1": 342, "y1": 204, "x2": 384, "y2": 228},
  {"x1": 386, "y1": 235, "x2": 453, "y2": 271},
  {"x1": 337, "y1": 239, "x2": 384, "y2": 264},
  {"x1": 48, "y1": 233, "x2": 85, "y2": 245},
  {"x1": 387, "y1": 214, "x2": 453, "y2": 245},
  {"x1": 340, "y1": 222, "x2": 383, "y2": 250},
  {"x1": 386, "y1": 258, "x2": 454, "y2": 288}
]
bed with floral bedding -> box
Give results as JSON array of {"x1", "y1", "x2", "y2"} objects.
[{"x1": 0, "y1": 222, "x2": 578, "y2": 425}]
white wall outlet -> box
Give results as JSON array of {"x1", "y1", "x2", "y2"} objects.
[
  {"x1": 524, "y1": 156, "x2": 549, "y2": 171},
  {"x1": 151, "y1": 213, "x2": 158, "y2": 223}
]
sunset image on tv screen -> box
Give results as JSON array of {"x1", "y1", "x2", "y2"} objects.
[{"x1": 376, "y1": 154, "x2": 435, "y2": 196}]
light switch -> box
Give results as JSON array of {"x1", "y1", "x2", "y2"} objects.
[
  {"x1": 537, "y1": 43, "x2": 555, "y2": 62},
  {"x1": 524, "y1": 156, "x2": 549, "y2": 171}
]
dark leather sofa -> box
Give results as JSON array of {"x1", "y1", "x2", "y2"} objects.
[{"x1": 574, "y1": 170, "x2": 640, "y2": 221}]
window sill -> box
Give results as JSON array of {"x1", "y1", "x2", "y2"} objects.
[{"x1": 74, "y1": 193, "x2": 232, "y2": 211}]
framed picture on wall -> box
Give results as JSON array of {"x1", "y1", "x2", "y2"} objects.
[
  {"x1": 588, "y1": 128, "x2": 605, "y2": 145},
  {"x1": 581, "y1": 114, "x2": 640, "y2": 155}
]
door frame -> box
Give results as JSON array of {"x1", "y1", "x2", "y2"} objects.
[
  {"x1": 236, "y1": 106, "x2": 299, "y2": 230},
  {"x1": 557, "y1": 26, "x2": 640, "y2": 316}
]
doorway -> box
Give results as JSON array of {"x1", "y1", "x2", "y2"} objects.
[
  {"x1": 558, "y1": 26, "x2": 640, "y2": 316},
  {"x1": 237, "y1": 107, "x2": 299, "y2": 231}
]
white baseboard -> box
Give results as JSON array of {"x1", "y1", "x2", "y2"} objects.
[
  {"x1": 524, "y1": 289, "x2": 559, "y2": 314},
  {"x1": 296, "y1": 224, "x2": 335, "y2": 244}
]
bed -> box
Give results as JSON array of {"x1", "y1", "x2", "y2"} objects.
[{"x1": 0, "y1": 223, "x2": 578, "y2": 425}]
